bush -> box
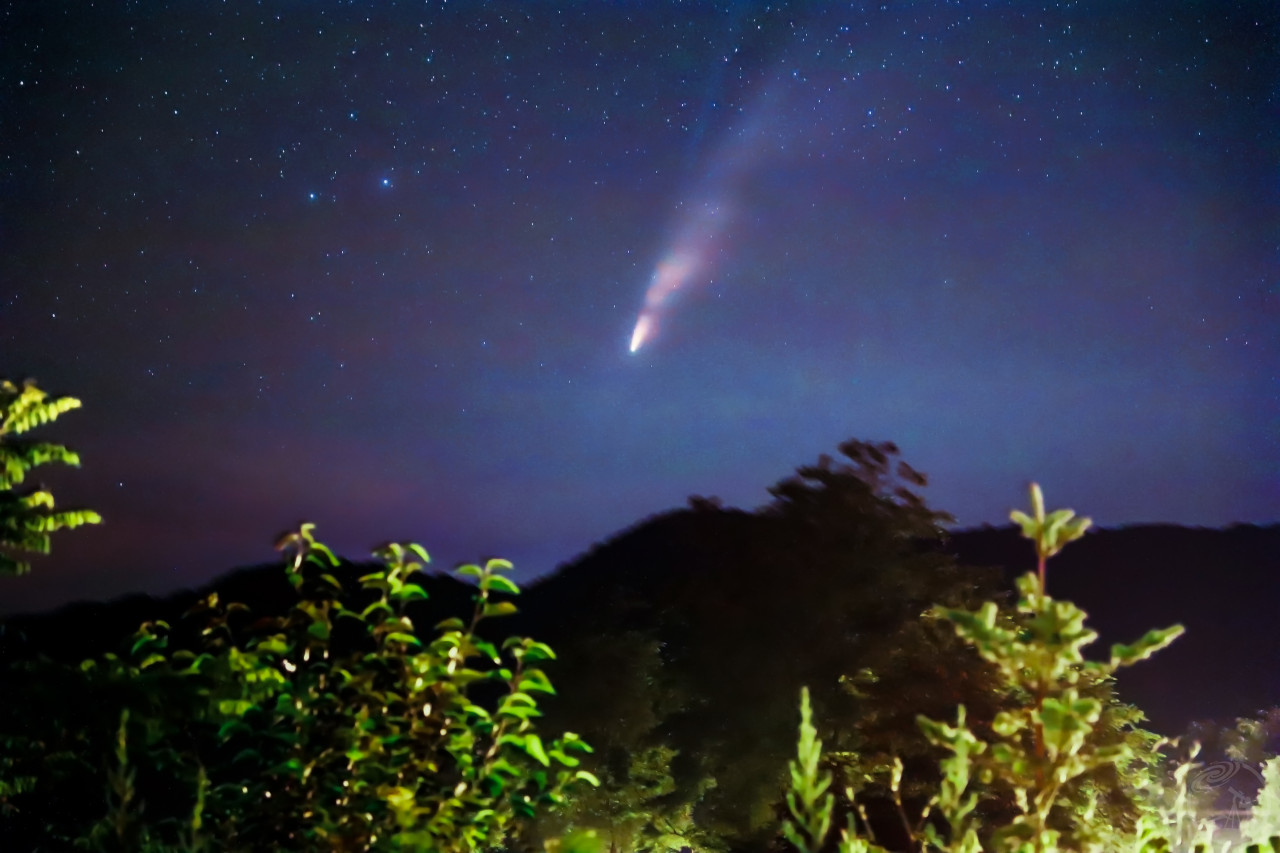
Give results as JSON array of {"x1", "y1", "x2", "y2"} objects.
[
  {"x1": 778, "y1": 485, "x2": 1249, "y2": 853},
  {"x1": 0, "y1": 524, "x2": 596, "y2": 851}
]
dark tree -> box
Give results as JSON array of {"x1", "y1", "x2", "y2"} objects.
[{"x1": 528, "y1": 440, "x2": 1008, "y2": 852}]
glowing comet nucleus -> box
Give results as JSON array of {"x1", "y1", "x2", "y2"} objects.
[{"x1": 629, "y1": 314, "x2": 653, "y2": 353}]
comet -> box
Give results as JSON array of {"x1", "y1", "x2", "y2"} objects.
[
  {"x1": 627, "y1": 204, "x2": 727, "y2": 353},
  {"x1": 626, "y1": 79, "x2": 780, "y2": 353}
]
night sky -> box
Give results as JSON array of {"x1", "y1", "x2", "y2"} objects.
[{"x1": 3, "y1": 2, "x2": 1276, "y2": 615}]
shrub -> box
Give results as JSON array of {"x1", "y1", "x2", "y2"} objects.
[
  {"x1": 781, "y1": 484, "x2": 1217, "y2": 853},
  {"x1": 0, "y1": 524, "x2": 596, "y2": 851}
]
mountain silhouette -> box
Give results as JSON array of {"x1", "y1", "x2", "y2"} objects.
[{"x1": 3, "y1": 516, "x2": 1277, "y2": 736}]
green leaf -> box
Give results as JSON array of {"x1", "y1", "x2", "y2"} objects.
[
  {"x1": 499, "y1": 692, "x2": 539, "y2": 710},
  {"x1": 483, "y1": 601, "x2": 518, "y2": 618},
  {"x1": 1040, "y1": 695, "x2": 1101, "y2": 733},
  {"x1": 1044, "y1": 508, "x2": 1075, "y2": 531},
  {"x1": 397, "y1": 583, "x2": 429, "y2": 601},
  {"x1": 549, "y1": 749, "x2": 580, "y2": 767},
  {"x1": 497, "y1": 704, "x2": 542, "y2": 722},
  {"x1": 558, "y1": 733, "x2": 594, "y2": 753},
  {"x1": 255, "y1": 636, "x2": 290, "y2": 655},
  {"x1": 517, "y1": 668, "x2": 556, "y2": 694},
  {"x1": 360, "y1": 600, "x2": 393, "y2": 620},
  {"x1": 488, "y1": 758, "x2": 524, "y2": 778},
  {"x1": 138, "y1": 653, "x2": 167, "y2": 670},
  {"x1": 1009, "y1": 509, "x2": 1039, "y2": 539},
  {"x1": 455, "y1": 563, "x2": 484, "y2": 579},
  {"x1": 385, "y1": 632, "x2": 422, "y2": 647},
  {"x1": 481, "y1": 574, "x2": 521, "y2": 596},
  {"x1": 521, "y1": 641, "x2": 557, "y2": 662},
  {"x1": 218, "y1": 699, "x2": 254, "y2": 716},
  {"x1": 451, "y1": 668, "x2": 489, "y2": 687},
  {"x1": 309, "y1": 540, "x2": 340, "y2": 566},
  {"x1": 522, "y1": 733, "x2": 551, "y2": 766},
  {"x1": 1109, "y1": 624, "x2": 1184, "y2": 667}
]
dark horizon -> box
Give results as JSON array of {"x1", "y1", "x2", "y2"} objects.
[
  {"x1": 6, "y1": 516, "x2": 1280, "y2": 741},
  {"x1": 5, "y1": 464, "x2": 1277, "y2": 617}
]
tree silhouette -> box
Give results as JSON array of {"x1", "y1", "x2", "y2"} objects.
[{"x1": 532, "y1": 440, "x2": 1006, "y2": 851}]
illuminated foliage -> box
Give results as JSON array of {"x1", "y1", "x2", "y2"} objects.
[
  {"x1": 1241, "y1": 758, "x2": 1280, "y2": 848},
  {"x1": 1008, "y1": 483, "x2": 1091, "y2": 595},
  {"x1": 784, "y1": 486, "x2": 1201, "y2": 853},
  {"x1": 0, "y1": 378, "x2": 101, "y2": 576},
  {"x1": 0, "y1": 525, "x2": 595, "y2": 850}
]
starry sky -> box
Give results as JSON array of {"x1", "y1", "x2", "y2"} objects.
[{"x1": 3, "y1": 2, "x2": 1277, "y2": 615}]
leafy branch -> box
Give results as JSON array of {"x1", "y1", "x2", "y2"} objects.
[{"x1": 0, "y1": 378, "x2": 101, "y2": 576}]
